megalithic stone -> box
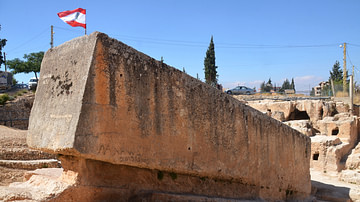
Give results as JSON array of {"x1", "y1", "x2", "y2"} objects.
[{"x1": 27, "y1": 32, "x2": 311, "y2": 200}]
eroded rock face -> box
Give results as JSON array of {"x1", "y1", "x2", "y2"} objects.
[
  {"x1": 310, "y1": 136, "x2": 348, "y2": 174},
  {"x1": 247, "y1": 100, "x2": 295, "y2": 121},
  {"x1": 27, "y1": 32, "x2": 311, "y2": 201},
  {"x1": 317, "y1": 113, "x2": 358, "y2": 146},
  {"x1": 284, "y1": 120, "x2": 315, "y2": 137},
  {"x1": 345, "y1": 143, "x2": 360, "y2": 170},
  {"x1": 245, "y1": 98, "x2": 360, "y2": 182}
]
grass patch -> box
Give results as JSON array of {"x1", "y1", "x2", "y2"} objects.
[
  {"x1": 169, "y1": 172, "x2": 177, "y2": 180},
  {"x1": 15, "y1": 89, "x2": 28, "y2": 97},
  {"x1": 157, "y1": 171, "x2": 164, "y2": 180}
]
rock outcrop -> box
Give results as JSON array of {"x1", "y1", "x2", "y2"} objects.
[
  {"x1": 244, "y1": 97, "x2": 360, "y2": 198},
  {"x1": 27, "y1": 32, "x2": 311, "y2": 201}
]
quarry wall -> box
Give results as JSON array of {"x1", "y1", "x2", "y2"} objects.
[{"x1": 27, "y1": 32, "x2": 311, "y2": 201}]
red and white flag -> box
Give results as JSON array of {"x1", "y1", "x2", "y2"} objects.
[{"x1": 57, "y1": 8, "x2": 86, "y2": 29}]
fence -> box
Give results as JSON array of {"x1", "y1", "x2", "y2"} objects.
[{"x1": 0, "y1": 109, "x2": 29, "y2": 129}]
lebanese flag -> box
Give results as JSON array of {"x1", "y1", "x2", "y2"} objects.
[{"x1": 57, "y1": 8, "x2": 86, "y2": 29}]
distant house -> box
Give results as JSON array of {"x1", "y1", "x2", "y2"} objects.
[{"x1": 314, "y1": 81, "x2": 330, "y2": 96}]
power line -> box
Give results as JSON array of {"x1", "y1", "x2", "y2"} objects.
[
  {"x1": 108, "y1": 33, "x2": 340, "y2": 49},
  {"x1": 348, "y1": 43, "x2": 360, "y2": 47},
  {"x1": 8, "y1": 25, "x2": 346, "y2": 51},
  {"x1": 6, "y1": 27, "x2": 50, "y2": 53},
  {"x1": 53, "y1": 26, "x2": 83, "y2": 33}
]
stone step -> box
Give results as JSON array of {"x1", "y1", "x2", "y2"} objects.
[
  {"x1": 0, "y1": 159, "x2": 60, "y2": 170},
  {"x1": 0, "y1": 148, "x2": 56, "y2": 160}
]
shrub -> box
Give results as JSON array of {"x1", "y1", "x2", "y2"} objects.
[{"x1": 0, "y1": 94, "x2": 10, "y2": 105}]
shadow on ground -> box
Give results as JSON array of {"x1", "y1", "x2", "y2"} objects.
[{"x1": 312, "y1": 180, "x2": 351, "y2": 202}]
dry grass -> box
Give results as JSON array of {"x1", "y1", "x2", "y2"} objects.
[{"x1": 335, "y1": 91, "x2": 349, "y2": 97}]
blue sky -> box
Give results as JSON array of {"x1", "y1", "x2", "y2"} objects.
[{"x1": 1, "y1": 0, "x2": 360, "y2": 92}]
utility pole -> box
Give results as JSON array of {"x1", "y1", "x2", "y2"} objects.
[
  {"x1": 342, "y1": 42, "x2": 347, "y2": 93},
  {"x1": 350, "y1": 74, "x2": 354, "y2": 113},
  {"x1": 50, "y1": 25, "x2": 54, "y2": 49},
  {"x1": 3, "y1": 52, "x2": 6, "y2": 72}
]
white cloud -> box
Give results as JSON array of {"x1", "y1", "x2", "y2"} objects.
[
  {"x1": 294, "y1": 75, "x2": 324, "y2": 91},
  {"x1": 294, "y1": 75, "x2": 323, "y2": 82}
]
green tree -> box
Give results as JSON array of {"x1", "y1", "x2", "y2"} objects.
[
  {"x1": 280, "y1": 79, "x2": 291, "y2": 92},
  {"x1": 7, "y1": 51, "x2": 44, "y2": 79},
  {"x1": 329, "y1": 61, "x2": 343, "y2": 82},
  {"x1": 260, "y1": 81, "x2": 266, "y2": 92},
  {"x1": 310, "y1": 88, "x2": 315, "y2": 96},
  {"x1": 261, "y1": 78, "x2": 273, "y2": 92},
  {"x1": 265, "y1": 78, "x2": 273, "y2": 92},
  {"x1": 204, "y1": 36, "x2": 218, "y2": 87},
  {"x1": 290, "y1": 78, "x2": 295, "y2": 91},
  {"x1": 0, "y1": 25, "x2": 6, "y2": 68}
]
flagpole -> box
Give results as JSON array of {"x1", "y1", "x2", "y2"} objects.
[{"x1": 85, "y1": 10, "x2": 87, "y2": 35}]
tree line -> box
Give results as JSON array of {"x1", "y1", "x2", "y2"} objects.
[{"x1": 260, "y1": 78, "x2": 295, "y2": 93}]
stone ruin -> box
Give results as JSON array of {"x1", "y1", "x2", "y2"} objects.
[
  {"x1": 25, "y1": 32, "x2": 312, "y2": 201},
  {"x1": 246, "y1": 99, "x2": 360, "y2": 183}
]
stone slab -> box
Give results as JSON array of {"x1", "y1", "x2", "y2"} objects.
[{"x1": 28, "y1": 32, "x2": 311, "y2": 200}]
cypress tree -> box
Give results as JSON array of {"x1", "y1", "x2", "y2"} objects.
[
  {"x1": 291, "y1": 78, "x2": 295, "y2": 91},
  {"x1": 204, "y1": 36, "x2": 218, "y2": 87},
  {"x1": 280, "y1": 79, "x2": 290, "y2": 92},
  {"x1": 329, "y1": 61, "x2": 343, "y2": 82}
]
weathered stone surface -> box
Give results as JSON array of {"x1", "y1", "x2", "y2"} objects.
[
  {"x1": 247, "y1": 100, "x2": 295, "y2": 120},
  {"x1": 339, "y1": 170, "x2": 360, "y2": 185},
  {"x1": 345, "y1": 143, "x2": 360, "y2": 170},
  {"x1": 312, "y1": 113, "x2": 358, "y2": 172},
  {"x1": 295, "y1": 100, "x2": 324, "y2": 123},
  {"x1": 317, "y1": 113, "x2": 358, "y2": 146},
  {"x1": 0, "y1": 168, "x2": 77, "y2": 202},
  {"x1": 310, "y1": 136, "x2": 348, "y2": 174},
  {"x1": 284, "y1": 120, "x2": 315, "y2": 137},
  {"x1": 27, "y1": 32, "x2": 311, "y2": 200},
  {"x1": 271, "y1": 111, "x2": 285, "y2": 122}
]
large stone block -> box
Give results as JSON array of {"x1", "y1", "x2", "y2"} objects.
[{"x1": 27, "y1": 32, "x2": 311, "y2": 200}]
